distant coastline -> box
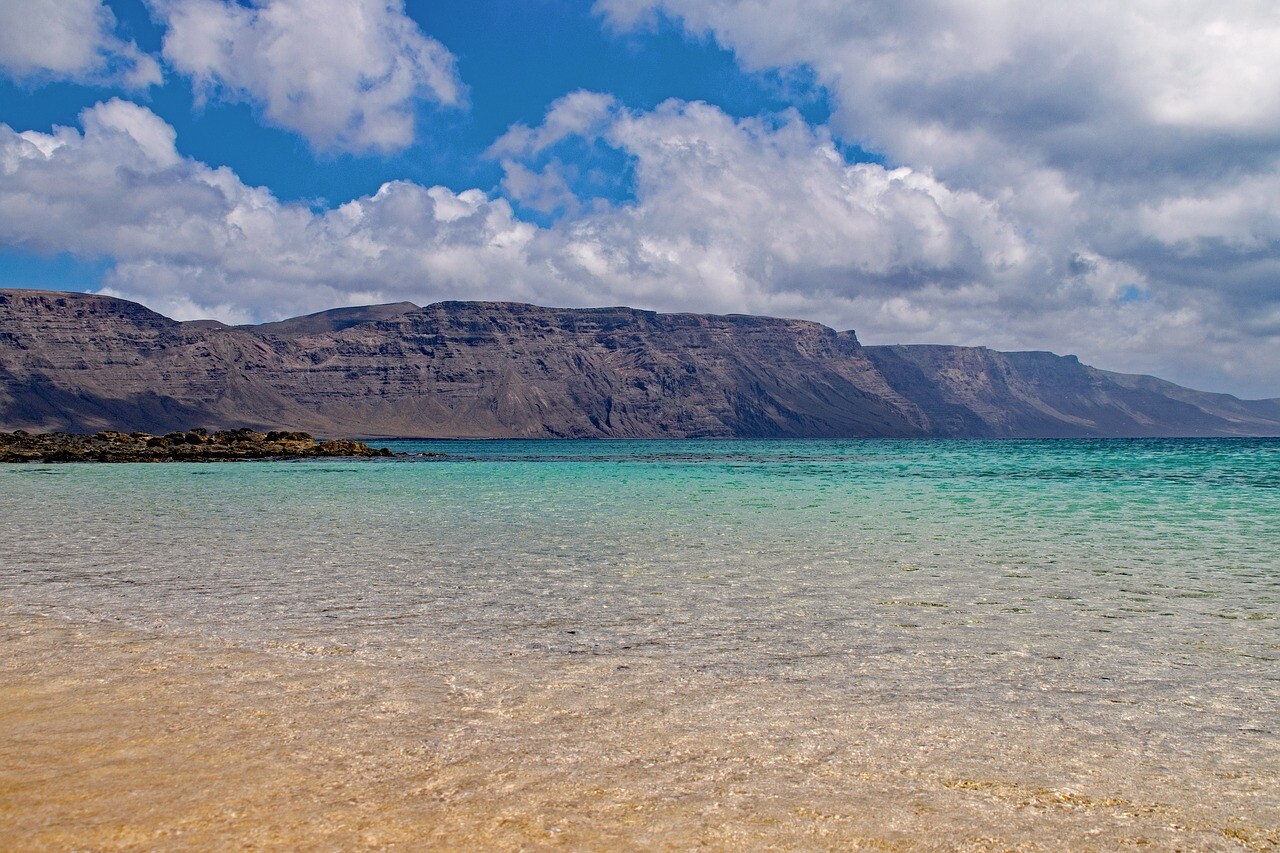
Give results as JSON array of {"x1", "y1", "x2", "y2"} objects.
[{"x1": 3, "y1": 288, "x2": 1280, "y2": 440}]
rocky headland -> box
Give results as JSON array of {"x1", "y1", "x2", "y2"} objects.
[
  {"x1": 2, "y1": 288, "x2": 1279, "y2": 438},
  {"x1": 0, "y1": 428, "x2": 393, "y2": 463}
]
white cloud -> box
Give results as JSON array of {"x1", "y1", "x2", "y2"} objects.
[
  {"x1": 6, "y1": 96, "x2": 1033, "y2": 325},
  {"x1": 154, "y1": 0, "x2": 464, "y2": 153},
  {"x1": 594, "y1": 1, "x2": 1280, "y2": 162},
  {"x1": 556, "y1": 100, "x2": 1035, "y2": 306},
  {"x1": 487, "y1": 91, "x2": 620, "y2": 159},
  {"x1": 0, "y1": 0, "x2": 161, "y2": 88},
  {"x1": 81, "y1": 98, "x2": 181, "y2": 167},
  {"x1": 590, "y1": 1, "x2": 1280, "y2": 239},
  {"x1": 487, "y1": 91, "x2": 624, "y2": 217},
  {"x1": 0, "y1": 101, "x2": 544, "y2": 321},
  {"x1": 1137, "y1": 164, "x2": 1280, "y2": 251},
  {"x1": 499, "y1": 160, "x2": 584, "y2": 216}
]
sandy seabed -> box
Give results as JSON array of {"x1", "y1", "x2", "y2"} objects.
[{"x1": 1, "y1": 610, "x2": 1276, "y2": 852}]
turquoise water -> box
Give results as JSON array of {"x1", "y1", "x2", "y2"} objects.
[
  {"x1": 2, "y1": 438, "x2": 1278, "y2": 840},
  {"x1": 4, "y1": 438, "x2": 1278, "y2": 683}
]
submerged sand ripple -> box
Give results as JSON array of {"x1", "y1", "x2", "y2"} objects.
[{"x1": 2, "y1": 611, "x2": 1276, "y2": 851}]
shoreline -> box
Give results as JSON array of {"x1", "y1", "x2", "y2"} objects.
[{"x1": 2, "y1": 609, "x2": 1274, "y2": 851}]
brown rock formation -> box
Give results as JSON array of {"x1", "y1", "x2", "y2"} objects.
[
  {"x1": 0, "y1": 427, "x2": 394, "y2": 463},
  {"x1": 2, "y1": 288, "x2": 1278, "y2": 438}
]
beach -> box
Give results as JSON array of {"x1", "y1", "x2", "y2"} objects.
[
  {"x1": 2, "y1": 439, "x2": 1277, "y2": 849},
  {"x1": 5, "y1": 610, "x2": 1276, "y2": 850}
]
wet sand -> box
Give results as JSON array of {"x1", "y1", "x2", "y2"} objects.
[{"x1": 1, "y1": 610, "x2": 1276, "y2": 851}]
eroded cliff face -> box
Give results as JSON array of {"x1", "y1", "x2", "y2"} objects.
[
  {"x1": 0, "y1": 290, "x2": 305, "y2": 433},
  {"x1": 244, "y1": 302, "x2": 927, "y2": 438},
  {"x1": 2, "y1": 288, "x2": 1278, "y2": 438},
  {"x1": 862, "y1": 346, "x2": 1280, "y2": 437},
  {"x1": 0, "y1": 290, "x2": 925, "y2": 437}
]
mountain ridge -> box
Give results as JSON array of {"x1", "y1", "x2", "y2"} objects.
[{"x1": 2, "y1": 288, "x2": 1277, "y2": 438}]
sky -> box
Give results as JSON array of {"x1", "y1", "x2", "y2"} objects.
[{"x1": 1, "y1": 1, "x2": 1279, "y2": 398}]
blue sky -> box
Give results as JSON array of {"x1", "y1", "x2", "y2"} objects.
[
  {"x1": 1, "y1": 0, "x2": 1279, "y2": 397},
  {"x1": 0, "y1": 1, "x2": 837, "y2": 206}
]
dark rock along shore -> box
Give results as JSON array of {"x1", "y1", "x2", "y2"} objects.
[{"x1": 0, "y1": 428, "x2": 393, "y2": 463}]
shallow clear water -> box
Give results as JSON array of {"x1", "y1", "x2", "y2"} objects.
[{"x1": 2, "y1": 438, "x2": 1278, "y2": 845}]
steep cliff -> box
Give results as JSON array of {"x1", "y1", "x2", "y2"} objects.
[
  {"x1": 240, "y1": 302, "x2": 926, "y2": 438},
  {"x1": 863, "y1": 345, "x2": 1280, "y2": 437},
  {"x1": 2, "y1": 288, "x2": 1277, "y2": 438}
]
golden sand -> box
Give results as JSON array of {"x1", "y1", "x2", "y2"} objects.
[{"x1": 1, "y1": 611, "x2": 1276, "y2": 851}]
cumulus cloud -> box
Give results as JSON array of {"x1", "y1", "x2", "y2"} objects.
[
  {"x1": 0, "y1": 100, "x2": 542, "y2": 321},
  {"x1": 595, "y1": 1, "x2": 1280, "y2": 169},
  {"x1": 1137, "y1": 164, "x2": 1280, "y2": 252},
  {"x1": 546, "y1": 100, "x2": 1036, "y2": 310},
  {"x1": 498, "y1": 159, "x2": 585, "y2": 217},
  {"x1": 487, "y1": 91, "x2": 624, "y2": 216},
  {"x1": 2, "y1": 97, "x2": 1277, "y2": 396},
  {"x1": 0, "y1": 0, "x2": 161, "y2": 88},
  {"x1": 591, "y1": 0, "x2": 1280, "y2": 231},
  {"x1": 488, "y1": 91, "x2": 620, "y2": 160},
  {"x1": 154, "y1": 0, "x2": 464, "y2": 153},
  {"x1": 4, "y1": 95, "x2": 1035, "y2": 325}
]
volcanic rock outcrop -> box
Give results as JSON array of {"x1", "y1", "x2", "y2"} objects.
[
  {"x1": 2, "y1": 288, "x2": 1278, "y2": 438},
  {"x1": 0, "y1": 427, "x2": 393, "y2": 463}
]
